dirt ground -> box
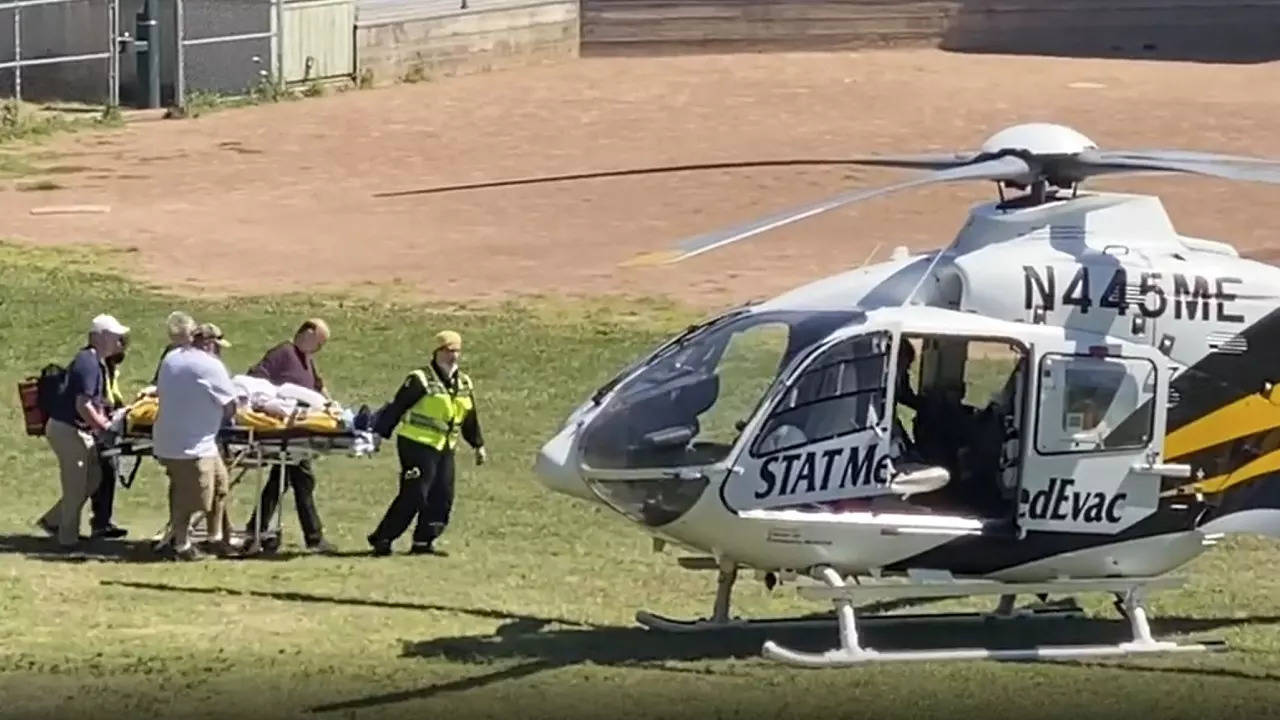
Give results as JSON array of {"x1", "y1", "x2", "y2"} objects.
[{"x1": 2, "y1": 48, "x2": 1279, "y2": 310}]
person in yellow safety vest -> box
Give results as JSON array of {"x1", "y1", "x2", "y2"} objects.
[
  {"x1": 90, "y1": 343, "x2": 130, "y2": 538},
  {"x1": 366, "y1": 330, "x2": 486, "y2": 556}
]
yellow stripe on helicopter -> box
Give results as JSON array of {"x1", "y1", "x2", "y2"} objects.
[
  {"x1": 1180, "y1": 446, "x2": 1280, "y2": 496},
  {"x1": 1165, "y1": 392, "x2": 1280, "y2": 460}
]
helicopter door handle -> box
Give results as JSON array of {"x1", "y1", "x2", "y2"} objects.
[{"x1": 1131, "y1": 461, "x2": 1192, "y2": 478}]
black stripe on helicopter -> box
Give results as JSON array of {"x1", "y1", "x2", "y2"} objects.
[
  {"x1": 884, "y1": 470, "x2": 1280, "y2": 577},
  {"x1": 883, "y1": 496, "x2": 1208, "y2": 576},
  {"x1": 1164, "y1": 306, "x2": 1280, "y2": 433},
  {"x1": 1104, "y1": 306, "x2": 1280, "y2": 474}
]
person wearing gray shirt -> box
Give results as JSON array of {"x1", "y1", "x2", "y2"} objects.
[{"x1": 153, "y1": 327, "x2": 239, "y2": 561}]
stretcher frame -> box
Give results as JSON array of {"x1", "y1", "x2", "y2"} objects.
[{"x1": 100, "y1": 425, "x2": 370, "y2": 555}]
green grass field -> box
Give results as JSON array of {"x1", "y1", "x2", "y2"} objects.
[{"x1": 4, "y1": 242, "x2": 1280, "y2": 720}]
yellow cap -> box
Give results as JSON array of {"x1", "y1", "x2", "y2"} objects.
[{"x1": 434, "y1": 330, "x2": 462, "y2": 352}]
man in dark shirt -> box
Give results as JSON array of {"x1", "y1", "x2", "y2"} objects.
[
  {"x1": 367, "y1": 330, "x2": 486, "y2": 556},
  {"x1": 241, "y1": 319, "x2": 337, "y2": 554},
  {"x1": 37, "y1": 314, "x2": 129, "y2": 548},
  {"x1": 89, "y1": 343, "x2": 130, "y2": 539}
]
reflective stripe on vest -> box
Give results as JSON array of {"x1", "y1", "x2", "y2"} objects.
[
  {"x1": 395, "y1": 368, "x2": 474, "y2": 450},
  {"x1": 103, "y1": 362, "x2": 124, "y2": 408}
]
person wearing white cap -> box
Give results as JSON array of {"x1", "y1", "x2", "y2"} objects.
[
  {"x1": 366, "y1": 329, "x2": 486, "y2": 556},
  {"x1": 36, "y1": 313, "x2": 130, "y2": 549}
]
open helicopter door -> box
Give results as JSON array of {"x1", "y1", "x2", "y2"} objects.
[
  {"x1": 721, "y1": 329, "x2": 898, "y2": 514},
  {"x1": 1016, "y1": 339, "x2": 1185, "y2": 538}
]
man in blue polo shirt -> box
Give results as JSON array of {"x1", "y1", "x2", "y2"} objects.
[{"x1": 37, "y1": 314, "x2": 130, "y2": 549}]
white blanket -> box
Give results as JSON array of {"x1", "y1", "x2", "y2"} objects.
[
  {"x1": 103, "y1": 378, "x2": 379, "y2": 455},
  {"x1": 232, "y1": 374, "x2": 333, "y2": 419}
]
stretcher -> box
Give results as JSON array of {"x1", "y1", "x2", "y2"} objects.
[{"x1": 98, "y1": 390, "x2": 380, "y2": 555}]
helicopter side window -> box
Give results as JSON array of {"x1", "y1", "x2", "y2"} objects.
[
  {"x1": 1036, "y1": 354, "x2": 1156, "y2": 454},
  {"x1": 751, "y1": 332, "x2": 891, "y2": 456}
]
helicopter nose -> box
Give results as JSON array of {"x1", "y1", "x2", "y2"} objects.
[{"x1": 533, "y1": 424, "x2": 598, "y2": 502}]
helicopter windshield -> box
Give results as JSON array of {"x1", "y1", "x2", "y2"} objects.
[{"x1": 578, "y1": 309, "x2": 863, "y2": 471}]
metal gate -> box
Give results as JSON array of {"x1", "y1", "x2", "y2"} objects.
[
  {"x1": 0, "y1": 0, "x2": 358, "y2": 108},
  {"x1": 0, "y1": 0, "x2": 120, "y2": 105}
]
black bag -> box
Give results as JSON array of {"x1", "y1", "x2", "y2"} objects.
[{"x1": 35, "y1": 363, "x2": 68, "y2": 416}]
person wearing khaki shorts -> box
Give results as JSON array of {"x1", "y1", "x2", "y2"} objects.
[
  {"x1": 157, "y1": 454, "x2": 230, "y2": 553},
  {"x1": 152, "y1": 315, "x2": 239, "y2": 561}
]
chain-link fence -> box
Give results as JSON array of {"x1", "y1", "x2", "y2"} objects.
[
  {"x1": 0, "y1": 0, "x2": 353, "y2": 109},
  {"x1": 175, "y1": 0, "x2": 279, "y2": 104},
  {"x1": 0, "y1": 0, "x2": 120, "y2": 105}
]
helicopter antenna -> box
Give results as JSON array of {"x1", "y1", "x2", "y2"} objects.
[{"x1": 898, "y1": 244, "x2": 950, "y2": 308}]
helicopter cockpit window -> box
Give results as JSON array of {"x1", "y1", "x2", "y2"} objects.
[
  {"x1": 751, "y1": 331, "x2": 892, "y2": 456},
  {"x1": 578, "y1": 310, "x2": 861, "y2": 471},
  {"x1": 1035, "y1": 354, "x2": 1156, "y2": 454}
]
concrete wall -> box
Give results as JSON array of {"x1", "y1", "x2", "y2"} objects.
[
  {"x1": 580, "y1": 0, "x2": 1280, "y2": 63},
  {"x1": 581, "y1": 0, "x2": 953, "y2": 52},
  {"x1": 354, "y1": 0, "x2": 579, "y2": 85},
  {"x1": 941, "y1": 0, "x2": 1280, "y2": 62}
]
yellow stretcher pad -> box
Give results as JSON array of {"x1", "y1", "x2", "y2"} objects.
[{"x1": 124, "y1": 393, "x2": 343, "y2": 436}]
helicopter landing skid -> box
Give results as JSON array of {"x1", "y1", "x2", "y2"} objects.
[
  {"x1": 635, "y1": 559, "x2": 1083, "y2": 633},
  {"x1": 635, "y1": 602, "x2": 1083, "y2": 634},
  {"x1": 760, "y1": 566, "x2": 1227, "y2": 667}
]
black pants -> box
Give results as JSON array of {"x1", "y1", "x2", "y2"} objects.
[
  {"x1": 371, "y1": 436, "x2": 456, "y2": 545},
  {"x1": 244, "y1": 461, "x2": 324, "y2": 545},
  {"x1": 90, "y1": 454, "x2": 118, "y2": 530}
]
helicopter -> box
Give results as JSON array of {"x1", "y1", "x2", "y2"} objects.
[{"x1": 391, "y1": 122, "x2": 1280, "y2": 666}]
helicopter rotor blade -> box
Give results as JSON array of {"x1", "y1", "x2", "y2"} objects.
[
  {"x1": 1078, "y1": 150, "x2": 1280, "y2": 184},
  {"x1": 626, "y1": 154, "x2": 1033, "y2": 266},
  {"x1": 806, "y1": 151, "x2": 982, "y2": 171},
  {"x1": 372, "y1": 153, "x2": 981, "y2": 198},
  {"x1": 1096, "y1": 149, "x2": 1280, "y2": 165}
]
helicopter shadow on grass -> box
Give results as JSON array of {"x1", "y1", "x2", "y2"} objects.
[{"x1": 307, "y1": 607, "x2": 1280, "y2": 714}]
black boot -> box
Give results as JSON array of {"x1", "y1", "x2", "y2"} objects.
[{"x1": 367, "y1": 534, "x2": 391, "y2": 557}]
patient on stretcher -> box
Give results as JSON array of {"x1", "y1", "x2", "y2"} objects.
[{"x1": 112, "y1": 374, "x2": 372, "y2": 436}]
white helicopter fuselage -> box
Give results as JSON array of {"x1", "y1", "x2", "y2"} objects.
[{"x1": 535, "y1": 189, "x2": 1280, "y2": 583}]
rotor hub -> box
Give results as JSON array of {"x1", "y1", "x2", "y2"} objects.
[{"x1": 980, "y1": 123, "x2": 1098, "y2": 157}]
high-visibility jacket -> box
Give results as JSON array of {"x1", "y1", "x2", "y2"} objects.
[
  {"x1": 395, "y1": 368, "x2": 475, "y2": 451},
  {"x1": 102, "y1": 361, "x2": 125, "y2": 409}
]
